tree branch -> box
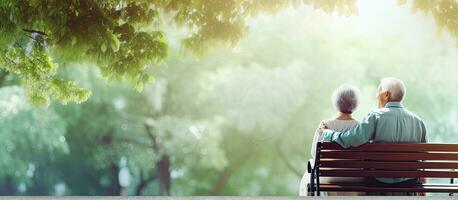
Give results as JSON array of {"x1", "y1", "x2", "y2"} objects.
[
  {"x1": 135, "y1": 170, "x2": 157, "y2": 195},
  {"x1": 0, "y1": 71, "x2": 8, "y2": 86},
  {"x1": 212, "y1": 150, "x2": 252, "y2": 195},
  {"x1": 115, "y1": 136, "x2": 153, "y2": 148},
  {"x1": 1, "y1": 55, "x2": 18, "y2": 66},
  {"x1": 144, "y1": 123, "x2": 159, "y2": 153},
  {"x1": 276, "y1": 140, "x2": 302, "y2": 177},
  {"x1": 22, "y1": 28, "x2": 47, "y2": 36}
]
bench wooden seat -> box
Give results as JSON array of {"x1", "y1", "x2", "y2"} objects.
[{"x1": 307, "y1": 142, "x2": 458, "y2": 196}]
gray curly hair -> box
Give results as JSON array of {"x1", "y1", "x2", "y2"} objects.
[{"x1": 331, "y1": 84, "x2": 361, "y2": 114}]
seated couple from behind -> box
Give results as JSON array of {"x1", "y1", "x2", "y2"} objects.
[{"x1": 299, "y1": 77, "x2": 427, "y2": 196}]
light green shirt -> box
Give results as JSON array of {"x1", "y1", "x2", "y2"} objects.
[{"x1": 321, "y1": 102, "x2": 427, "y2": 183}]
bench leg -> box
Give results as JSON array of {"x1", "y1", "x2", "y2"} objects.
[
  {"x1": 309, "y1": 168, "x2": 315, "y2": 196},
  {"x1": 450, "y1": 178, "x2": 454, "y2": 196},
  {"x1": 316, "y1": 176, "x2": 320, "y2": 196},
  {"x1": 307, "y1": 183, "x2": 313, "y2": 196}
]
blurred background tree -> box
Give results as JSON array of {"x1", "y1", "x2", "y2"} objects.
[
  {"x1": 0, "y1": 0, "x2": 458, "y2": 196},
  {"x1": 0, "y1": 86, "x2": 67, "y2": 195}
]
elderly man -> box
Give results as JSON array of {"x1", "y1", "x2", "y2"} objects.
[{"x1": 318, "y1": 77, "x2": 427, "y2": 195}]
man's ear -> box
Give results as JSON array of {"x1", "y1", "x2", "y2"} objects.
[{"x1": 385, "y1": 91, "x2": 391, "y2": 100}]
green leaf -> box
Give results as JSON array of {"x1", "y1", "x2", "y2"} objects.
[
  {"x1": 71, "y1": 36, "x2": 77, "y2": 46},
  {"x1": 142, "y1": 74, "x2": 155, "y2": 83},
  {"x1": 101, "y1": 43, "x2": 107, "y2": 52},
  {"x1": 110, "y1": 34, "x2": 120, "y2": 52},
  {"x1": 134, "y1": 81, "x2": 144, "y2": 92}
]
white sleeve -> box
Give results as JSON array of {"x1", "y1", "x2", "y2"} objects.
[{"x1": 310, "y1": 121, "x2": 325, "y2": 158}]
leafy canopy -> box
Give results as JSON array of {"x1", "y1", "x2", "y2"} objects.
[
  {"x1": 0, "y1": 0, "x2": 357, "y2": 105},
  {"x1": 1, "y1": 0, "x2": 457, "y2": 105}
]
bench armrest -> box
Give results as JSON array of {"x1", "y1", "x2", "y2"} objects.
[{"x1": 307, "y1": 159, "x2": 315, "y2": 173}]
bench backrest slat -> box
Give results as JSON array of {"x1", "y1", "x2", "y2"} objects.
[
  {"x1": 320, "y1": 169, "x2": 458, "y2": 178},
  {"x1": 320, "y1": 142, "x2": 458, "y2": 152},
  {"x1": 320, "y1": 160, "x2": 458, "y2": 170},
  {"x1": 321, "y1": 152, "x2": 458, "y2": 161}
]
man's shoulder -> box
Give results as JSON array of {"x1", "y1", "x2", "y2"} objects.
[
  {"x1": 368, "y1": 108, "x2": 390, "y2": 117},
  {"x1": 369, "y1": 107, "x2": 424, "y2": 122},
  {"x1": 403, "y1": 108, "x2": 425, "y2": 122}
]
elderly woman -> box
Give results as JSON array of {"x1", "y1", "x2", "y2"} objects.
[{"x1": 299, "y1": 84, "x2": 363, "y2": 196}]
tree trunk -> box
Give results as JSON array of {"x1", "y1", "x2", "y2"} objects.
[
  {"x1": 145, "y1": 123, "x2": 171, "y2": 195},
  {"x1": 157, "y1": 154, "x2": 171, "y2": 195},
  {"x1": 212, "y1": 168, "x2": 232, "y2": 195},
  {"x1": 109, "y1": 163, "x2": 121, "y2": 195},
  {"x1": 1, "y1": 176, "x2": 16, "y2": 195}
]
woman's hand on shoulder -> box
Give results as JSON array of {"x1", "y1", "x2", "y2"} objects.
[{"x1": 317, "y1": 121, "x2": 328, "y2": 135}]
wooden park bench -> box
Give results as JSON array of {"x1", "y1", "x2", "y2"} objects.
[{"x1": 307, "y1": 142, "x2": 458, "y2": 196}]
